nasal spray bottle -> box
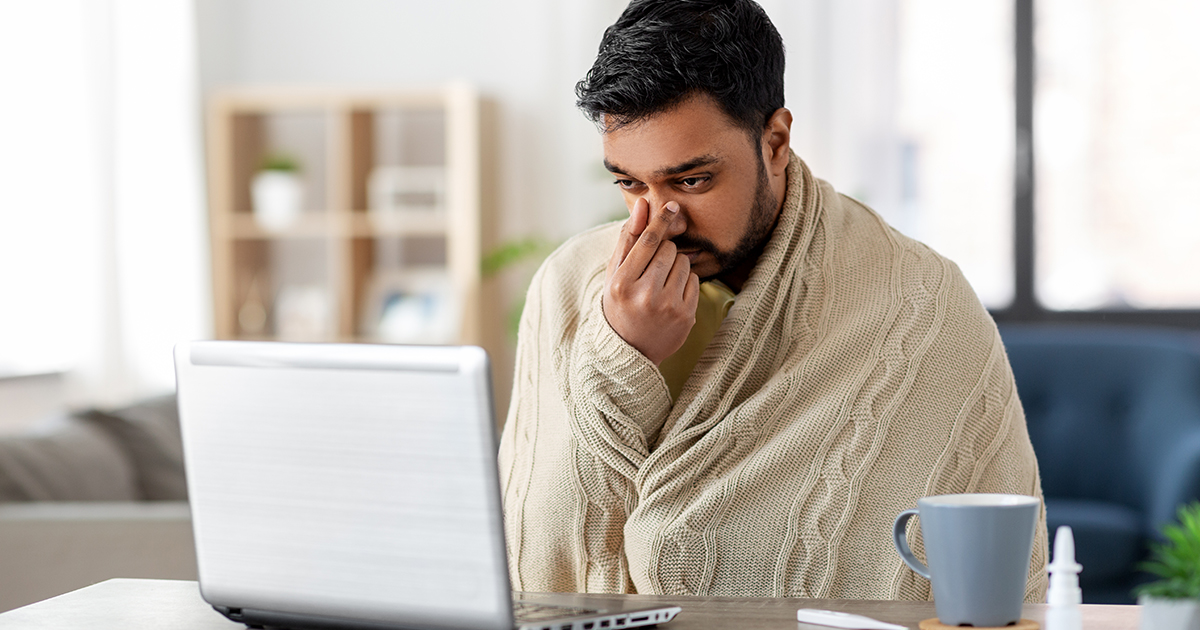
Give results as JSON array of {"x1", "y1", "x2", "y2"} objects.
[{"x1": 1046, "y1": 525, "x2": 1083, "y2": 630}]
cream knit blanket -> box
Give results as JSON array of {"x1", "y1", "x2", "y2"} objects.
[{"x1": 498, "y1": 152, "x2": 1047, "y2": 601}]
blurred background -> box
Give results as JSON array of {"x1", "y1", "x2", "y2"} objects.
[{"x1": 1, "y1": 0, "x2": 1200, "y2": 609}]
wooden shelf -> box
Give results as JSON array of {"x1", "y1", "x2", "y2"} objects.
[
  {"x1": 223, "y1": 212, "x2": 449, "y2": 240},
  {"x1": 205, "y1": 85, "x2": 482, "y2": 344},
  {"x1": 347, "y1": 212, "x2": 448, "y2": 238},
  {"x1": 226, "y1": 213, "x2": 337, "y2": 240}
]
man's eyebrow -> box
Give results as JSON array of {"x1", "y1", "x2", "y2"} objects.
[
  {"x1": 603, "y1": 158, "x2": 627, "y2": 174},
  {"x1": 656, "y1": 155, "x2": 720, "y2": 177},
  {"x1": 603, "y1": 155, "x2": 721, "y2": 178}
]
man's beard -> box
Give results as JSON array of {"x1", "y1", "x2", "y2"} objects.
[{"x1": 670, "y1": 155, "x2": 778, "y2": 280}]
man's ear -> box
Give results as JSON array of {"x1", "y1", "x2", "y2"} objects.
[{"x1": 762, "y1": 107, "x2": 792, "y2": 176}]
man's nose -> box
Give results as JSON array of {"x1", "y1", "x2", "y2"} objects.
[{"x1": 641, "y1": 193, "x2": 687, "y2": 238}]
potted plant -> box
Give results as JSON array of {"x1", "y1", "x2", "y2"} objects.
[
  {"x1": 251, "y1": 153, "x2": 304, "y2": 232},
  {"x1": 1136, "y1": 501, "x2": 1200, "y2": 630}
]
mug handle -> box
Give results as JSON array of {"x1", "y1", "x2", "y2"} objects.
[{"x1": 893, "y1": 509, "x2": 931, "y2": 580}]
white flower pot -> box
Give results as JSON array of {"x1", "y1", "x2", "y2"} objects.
[
  {"x1": 251, "y1": 171, "x2": 304, "y2": 232},
  {"x1": 1139, "y1": 595, "x2": 1200, "y2": 630}
]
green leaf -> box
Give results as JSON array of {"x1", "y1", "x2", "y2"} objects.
[
  {"x1": 1135, "y1": 502, "x2": 1200, "y2": 600},
  {"x1": 260, "y1": 153, "x2": 301, "y2": 172},
  {"x1": 481, "y1": 237, "x2": 557, "y2": 277},
  {"x1": 480, "y1": 236, "x2": 561, "y2": 341}
]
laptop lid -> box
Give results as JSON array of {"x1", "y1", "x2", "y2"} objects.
[{"x1": 175, "y1": 341, "x2": 512, "y2": 630}]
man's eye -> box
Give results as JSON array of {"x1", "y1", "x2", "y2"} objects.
[
  {"x1": 613, "y1": 179, "x2": 640, "y2": 190},
  {"x1": 680, "y1": 176, "x2": 709, "y2": 189}
]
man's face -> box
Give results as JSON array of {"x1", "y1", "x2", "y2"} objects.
[{"x1": 602, "y1": 94, "x2": 781, "y2": 281}]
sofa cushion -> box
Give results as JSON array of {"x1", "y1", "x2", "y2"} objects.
[
  {"x1": 1045, "y1": 497, "x2": 1144, "y2": 584},
  {"x1": 0, "y1": 501, "x2": 196, "y2": 612},
  {"x1": 0, "y1": 415, "x2": 140, "y2": 501},
  {"x1": 85, "y1": 395, "x2": 187, "y2": 500}
]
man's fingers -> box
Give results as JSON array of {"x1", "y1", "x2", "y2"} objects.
[
  {"x1": 619, "y1": 200, "x2": 681, "y2": 278},
  {"x1": 666, "y1": 252, "x2": 692, "y2": 296},
  {"x1": 682, "y1": 272, "x2": 700, "y2": 310},
  {"x1": 619, "y1": 197, "x2": 650, "y2": 265},
  {"x1": 607, "y1": 228, "x2": 632, "y2": 279},
  {"x1": 640, "y1": 237, "x2": 678, "y2": 287},
  {"x1": 629, "y1": 197, "x2": 649, "y2": 236},
  {"x1": 608, "y1": 198, "x2": 649, "y2": 279},
  {"x1": 602, "y1": 199, "x2": 697, "y2": 366},
  {"x1": 637, "y1": 200, "x2": 679, "y2": 251}
]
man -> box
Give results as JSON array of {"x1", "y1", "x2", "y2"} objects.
[{"x1": 498, "y1": 0, "x2": 1047, "y2": 600}]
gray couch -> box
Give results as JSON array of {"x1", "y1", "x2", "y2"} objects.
[
  {"x1": 1001, "y1": 324, "x2": 1200, "y2": 603},
  {"x1": 0, "y1": 396, "x2": 195, "y2": 612}
]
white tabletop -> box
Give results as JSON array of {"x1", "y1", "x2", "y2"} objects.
[
  {"x1": 0, "y1": 577, "x2": 1141, "y2": 630},
  {"x1": 0, "y1": 579, "x2": 239, "y2": 629}
]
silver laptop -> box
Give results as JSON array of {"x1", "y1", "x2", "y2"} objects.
[{"x1": 175, "y1": 341, "x2": 681, "y2": 630}]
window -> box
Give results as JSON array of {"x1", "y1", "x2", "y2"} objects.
[
  {"x1": 895, "y1": 0, "x2": 1014, "y2": 308},
  {"x1": 781, "y1": 0, "x2": 1016, "y2": 309},
  {"x1": 998, "y1": 0, "x2": 1200, "y2": 326},
  {"x1": 0, "y1": 0, "x2": 207, "y2": 403},
  {"x1": 1033, "y1": 0, "x2": 1200, "y2": 311},
  {"x1": 788, "y1": 0, "x2": 1200, "y2": 326},
  {"x1": 0, "y1": 2, "x2": 100, "y2": 376}
]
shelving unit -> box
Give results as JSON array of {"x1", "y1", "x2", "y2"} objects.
[{"x1": 205, "y1": 85, "x2": 481, "y2": 345}]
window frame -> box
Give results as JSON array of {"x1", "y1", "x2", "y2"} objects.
[{"x1": 989, "y1": 0, "x2": 1200, "y2": 329}]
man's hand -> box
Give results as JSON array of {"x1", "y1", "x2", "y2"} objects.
[{"x1": 603, "y1": 198, "x2": 700, "y2": 365}]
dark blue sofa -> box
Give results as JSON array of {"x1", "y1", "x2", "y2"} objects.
[{"x1": 999, "y1": 324, "x2": 1200, "y2": 603}]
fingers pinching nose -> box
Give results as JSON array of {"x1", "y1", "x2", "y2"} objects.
[
  {"x1": 659, "y1": 201, "x2": 686, "y2": 236},
  {"x1": 639, "y1": 198, "x2": 653, "y2": 220}
]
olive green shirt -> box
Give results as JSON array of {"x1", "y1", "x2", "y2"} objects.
[{"x1": 658, "y1": 280, "x2": 736, "y2": 402}]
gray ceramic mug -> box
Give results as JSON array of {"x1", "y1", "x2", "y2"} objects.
[{"x1": 893, "y1": 493, "x2": 1039, "y2": 627}]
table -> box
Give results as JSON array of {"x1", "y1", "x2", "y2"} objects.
[{"x1": 0, "y1": 578, "x2": 1139, "y2": 630}]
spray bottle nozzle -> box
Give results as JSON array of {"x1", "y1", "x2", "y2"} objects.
[{"x1": 1047, "y1": 525, "x2": 1082, "y2": 607}]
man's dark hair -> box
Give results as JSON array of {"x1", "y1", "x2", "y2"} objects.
[{"x1": 576, "y1": 0, "x2": 785, "y2": 137}]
